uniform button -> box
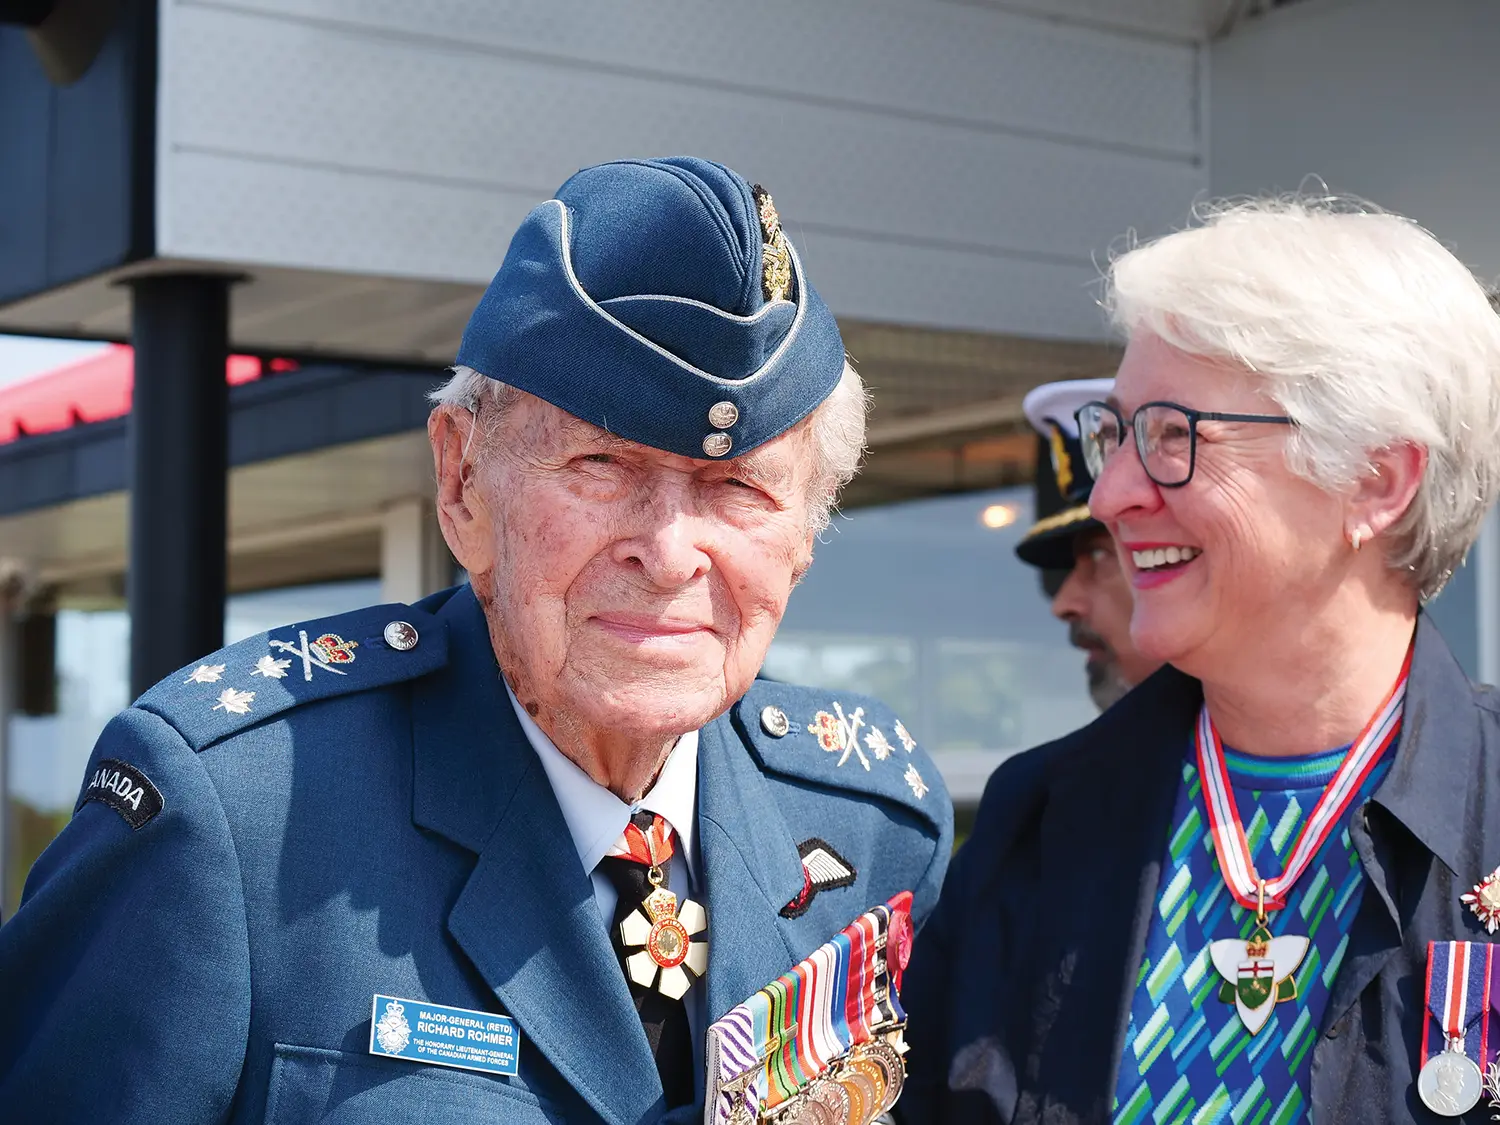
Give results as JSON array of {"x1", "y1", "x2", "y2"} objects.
[
  {"x1": 707, "y1": 401, "x2": 739, "y2": 430},
  {"x1": 760, "y1": 705, "x2": 790, "y2": 738},
  {"x1": 702, "y1": 432, "x2": 733, "y2": 458},
  {"x1": 384, "y1": 621, "x2": 419, "y2": 651}
]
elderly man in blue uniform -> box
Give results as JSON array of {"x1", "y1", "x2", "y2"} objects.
[
  {"x1": 1015, "y1": 379, "x2": 1158, "y2": 712},
  {"x1": 0, "y1": 158, "x2": 952, "y2": 1124}
]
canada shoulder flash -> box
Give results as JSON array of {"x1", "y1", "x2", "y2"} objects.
[{"x1": 77, "y1": 758, "x2": 164, "y2": 830}]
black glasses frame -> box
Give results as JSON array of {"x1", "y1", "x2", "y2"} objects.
[{"x1": 1073, "y1": 400, "x2": 1294, "y2": 488}]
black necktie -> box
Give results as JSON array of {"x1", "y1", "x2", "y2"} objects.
[{"x1": 598, "y1": 811, "x2": 697, "y2": 1108}]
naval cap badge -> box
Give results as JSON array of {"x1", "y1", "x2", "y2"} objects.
[
  {"x1": 751, "y1": 184, "x2": 793, "y2": 304},
  {"x1": 1047, "y1": 421, "x2": 1075, "y2": 496}
]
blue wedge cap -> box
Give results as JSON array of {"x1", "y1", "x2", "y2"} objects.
[{"x1": 455, "y1": 157, "x2": 846, "y2": 459}]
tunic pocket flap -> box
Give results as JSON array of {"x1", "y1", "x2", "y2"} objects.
[{"x1": 265, "y1": 1043, "x2": 561, "y2": 1124}]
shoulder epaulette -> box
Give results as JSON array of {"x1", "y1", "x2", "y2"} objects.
[
  {"x1": 133, "y1": 603, "x2": 449, "y2": 751},
  {"x1": 731, "y1": 679, "x2": 948, "y2": 831}
]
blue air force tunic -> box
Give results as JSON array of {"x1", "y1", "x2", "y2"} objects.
[{"x1": 0, "y1": 584, "x2": 951, "y2": 1124}]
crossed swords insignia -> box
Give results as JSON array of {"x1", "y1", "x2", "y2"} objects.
[{"x1": 268, "y1": 630, "x2": 357, "y2": 681}]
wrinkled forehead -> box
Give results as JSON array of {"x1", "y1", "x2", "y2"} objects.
[{"x1": 528, "y1": 395, "x2": 809, "y2": 485}]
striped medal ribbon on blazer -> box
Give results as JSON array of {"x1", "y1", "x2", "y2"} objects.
[{"x1": 1197, "y1": 648, "x2": 1409, "y2": 1035}]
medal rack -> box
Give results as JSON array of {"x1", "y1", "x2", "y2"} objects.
[{"x1": 749, "y1": 1032, "x2": 907, "y2": 1125}]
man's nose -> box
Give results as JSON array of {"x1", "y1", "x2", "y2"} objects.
[
  {"x1": 1050, "y1": 568, "x2": 1088, "y2": 622},
  {"x1": 611, "y1": 492, "x2": 713, "y2": 588}
]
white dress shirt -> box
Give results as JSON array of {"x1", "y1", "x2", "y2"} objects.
[{"x1": 505, "y1": 686, "x2": 706, "y2": 1068}]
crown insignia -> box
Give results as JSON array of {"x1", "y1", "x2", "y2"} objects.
[
  {"x1": 752, "y1": 184, "x2": 793, "y2": 303},
  {"x1": 1245, "y1": 924, "x2": 1272, "y2": 960}
]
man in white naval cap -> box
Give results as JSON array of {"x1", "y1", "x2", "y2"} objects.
[{"x1": 1013, "y1": 378, "x2": 1160, "y2": 710}]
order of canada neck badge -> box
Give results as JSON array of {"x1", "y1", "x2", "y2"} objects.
[{"x1": 620, "y1": 882, "x2": 709, "y2": 1000}]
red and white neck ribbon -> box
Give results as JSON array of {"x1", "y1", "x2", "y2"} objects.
[
  {"x1": 1195, "y1": 648, "x2": 1410, "y2": 914},
  {"x1": 605, "y1": 812, "x2": 676, "y2": 869}
]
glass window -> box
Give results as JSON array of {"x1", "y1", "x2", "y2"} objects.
[
  {"x1": 766, "y1": 485, "x2": 1096, "y2": 802},
  {"x1": 5, "y1": 578, "x2": 380, "y2": 916}
]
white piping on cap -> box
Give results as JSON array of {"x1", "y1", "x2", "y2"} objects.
[{"x1": 549, "y1": 199, "x2": 815, "y2": 389}]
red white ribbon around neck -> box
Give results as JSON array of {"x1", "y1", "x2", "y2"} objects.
[
  {"x1": 605, "y1": 813, "x2": 676, "y2": 869},
  {"x1": 1195, "y1": 649, "x2": 1410, "y2": 914}
]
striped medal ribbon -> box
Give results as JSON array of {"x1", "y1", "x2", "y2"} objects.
[
  {"x1": 1418, "y1": 941, "x2": 1487, "y2": 1116},
  {"x1": 705, "y1": 892, "x2": 913, "y2": 1124},
  {"x1": 1197, "y1": 649, "x2": 1408, "y2": 1034},
  {"x1": 604, "y1": 813, "x2": 674, "y2": 868},
  {"x1": 1196, "y1": 649, "x2": 1408, "y2": 913}
]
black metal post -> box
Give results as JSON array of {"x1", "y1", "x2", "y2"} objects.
[{"x1": 127, "y1": 274, "x2": 232, "y2": 699}]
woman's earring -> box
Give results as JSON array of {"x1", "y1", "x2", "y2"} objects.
[{"x1": 1350, "y1": 528, "x2": 1363, "y2": 552}]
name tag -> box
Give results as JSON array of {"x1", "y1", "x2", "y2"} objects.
[{"x1": 369, "y1": 994, "x2": 520, "y2": 1077}]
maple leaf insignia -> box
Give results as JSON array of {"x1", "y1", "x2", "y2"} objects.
[{"x1": 212, "y1": 688, "x2": 255, "y2": 715}]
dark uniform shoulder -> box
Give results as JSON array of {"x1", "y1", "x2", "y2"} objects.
[
  {"x1": 132, "y1": 600, "x2": 451, "y2": 752},
  {"x1": 730, "y1": 678, "x2": 949, "y2": 834},
  {"x1": 971, "y1": 662, "x2": 1201, "y2": 846}
]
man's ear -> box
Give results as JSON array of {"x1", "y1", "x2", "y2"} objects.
[
  {"x1": 1348, "y1": 441, "x2": 1426, "y2": 544},
  {"x1": 790, "y1": 526, "x2": 817, "y2": 588},
  {"x1": 429, "y1": 406, "x2": 496, "y2": 574}
]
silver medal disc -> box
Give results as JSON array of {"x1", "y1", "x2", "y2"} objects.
[{"x1": 1418, "y1": 1049, "x2": 1483, "y2": 1117}]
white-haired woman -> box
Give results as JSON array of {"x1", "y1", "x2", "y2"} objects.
[{"x1": 900, "y1": 198, "x2": 1500, "y2": 1125}]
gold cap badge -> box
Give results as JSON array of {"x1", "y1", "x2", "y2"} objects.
[
  {"x1": 1047, "y1": 423, "x2": 1075, "y2": 496},
  {"x1": 751, "y1": 184, "x2": 793, "y2": 303}
]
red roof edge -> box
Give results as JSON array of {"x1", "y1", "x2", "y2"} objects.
[{"x1": 0, "y1": 346, "x2": 293, "y2": 445}]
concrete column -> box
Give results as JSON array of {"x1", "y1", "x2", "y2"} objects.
[
  {"x1": 380, "y1": 498, "x2": 451, "y2": 605},
  {"x1": 126, "y1": 274, "x2": 234, "y2": 698}
]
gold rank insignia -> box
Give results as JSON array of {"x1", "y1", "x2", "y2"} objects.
[
  {"x1": 752, "y1": 184, "x2": 793, "y2": 303},
  {"x1": 1047, "y1": 422, "x2": 1075, "y2": 496}
]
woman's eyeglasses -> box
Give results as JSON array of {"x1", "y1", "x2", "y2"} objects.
[{"x1": 1073, "y1": 401, "x2": 1293, "y2": 488}]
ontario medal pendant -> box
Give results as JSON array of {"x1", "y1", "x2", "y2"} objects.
[{"x1": 1207, "y1": 923, "x2": 1309, "y2": 1035}]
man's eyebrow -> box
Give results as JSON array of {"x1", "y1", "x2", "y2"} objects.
[
  {"x1": 724, "y1": 451, "x2": 793, "y2": 488},
  {"x1": 556, "y1": 414, "x2": 632, "y2": 450}
]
